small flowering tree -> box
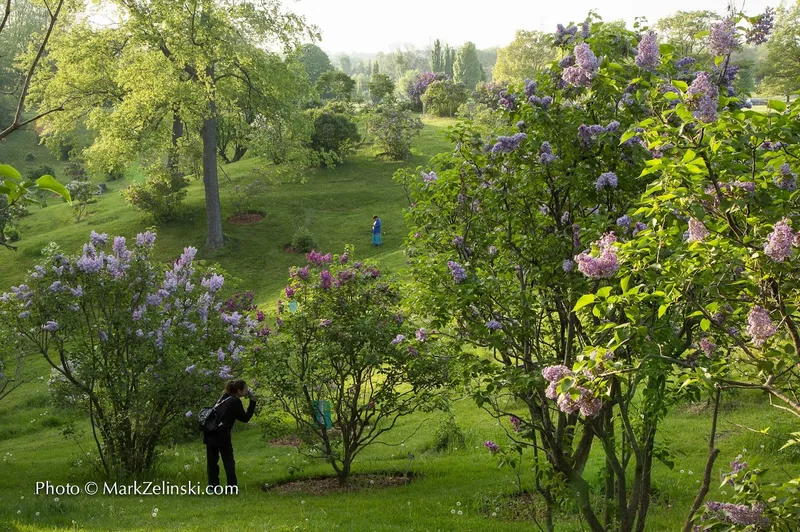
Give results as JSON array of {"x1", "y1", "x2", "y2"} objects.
[
  {"x1": 249, "y1": 249, "x2": 450, "y2": 485},
  {"x1": 0, "y1": 231, "x2": 262, "y2": 476}
]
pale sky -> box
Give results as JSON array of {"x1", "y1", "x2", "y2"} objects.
[{"x1": 286, "y1": 0, "x2": 772, "y2": 54}]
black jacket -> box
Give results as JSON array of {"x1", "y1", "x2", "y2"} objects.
[{"x1": 203, "y1": 393, "x2": 256, "y2": 446}]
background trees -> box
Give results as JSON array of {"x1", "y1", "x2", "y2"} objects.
[
  {"x1": 492, "y1": 30, "x2": 556, "y2": 84},
  {"x1": 759, "y1": 1, "x2": 800, "y2": 101},
  {"x1": 453, "y1": 41, "x2": 484, "y2": 91},
  {"x1": 296, "y1": 43, "x2": 333, "y2": 83}
]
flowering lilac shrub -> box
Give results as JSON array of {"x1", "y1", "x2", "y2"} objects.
[
  {"x1": 0, "y1": 232, "x2": 262, "y2": 475},
  {"x1": 406, "y1": 71, "x2": 447, "y2": 112},
  {"x1": 247, "y1": 248, "x2": 449, "y2": 485},
  {"x1": 394, "y1": 17, "x2": 680, "y2": 531}
]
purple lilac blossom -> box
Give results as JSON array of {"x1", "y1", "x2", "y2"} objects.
[
  {"x1": 764, "y1": 218, "x2": 795, "y2": 262},
  {"x1": 319, "y1": 270, "x2": 333, "y2": 290},
  {"x1": 90, "y1": 231, "x2": 109, "y2": 247},
  {"x1": 709, "y1": 18, "x2": 738, "y2": 57},
  {"x1": 562, "y1": 259, "x2": 575, "y2": 273},
  {"x1": 635, "y1": 31, "x2": 660, "y2": 71},
  {"x1": 700, "y1": 337, "x2": 717, "y2": 356},
  {"x1": 484, "y1": 440, "x2": 500, "y2": 454},
  {"x1": 676, "y1": 56, "x2": 695, "y2": 70},
  {"x1": 746, "y1": 8, "x2": 775, "y2": 45},
  {"x1": 415, "y1": 328, "x2": 428, "y2": 341},
  {"x1": 575, "y1": 233, "x2": 619, "y2": 279},
  {"x1": 447, "y1": 261, "x2": 467, "y2": 283},
  {"x1": 391, "y1": 334, "x2": 405, "y2": 345},
  {"x1": 687, "y1": 219, "x2": 710, "y2": 243},
  {"x1": 746, "y1": 306, "x2": 776, "y2": 346},
  {"x1": 687, "y1": 72, "x2": 719, "y2": 122},
  {"x1": 774, "y1": 164, "x2": 798, "y2": 191},
  {"x1": 42, "y1": 321, "x2": 59, "y2": 332},
  {"x1": 491, "y1": 133, "x2": 527, "y2": 154},
  {"x1": 539, "y1": 141, "x2": 556, "y2": 165},
  {"x1": 595, "y1": 172, "x2": 618, "y2": 191},
  {"x1": 136, "y1": 231, "x2": 156, "y2": 248},
  {"x1": 486, "y1": 319, "x2": 502, "y2": 331},
  {"x1": 563, "y1": 43, "x2": 599, "y2": 87},
  {"x1": 559, "y1": 55, "x2": 575, "y2": 68},
  {"x1": 617, "y1": 215, "x2": 631, "y2": 229},
  {"x1": 422, "y1": 171, "x2": 438, "y2": 186},
  {"x1": 510, "y1": 416, "x2": 521, "y2": 432},
  {"x1": 705, "y1": 502, "x2": 768, "y2": 528}
]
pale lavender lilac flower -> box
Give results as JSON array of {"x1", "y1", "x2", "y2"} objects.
[
  {"x1": 687, "y1": 72, "x2": 719, "y2": 122},
  {"x1": 764, "y1": 218, "x2": 795, "y2": 262},
  {"x1": 635, "y1": 31, "x2": 660, "y2": 71},
  {"x1": 687, "y1": 218, "x2": 710, "y2": 243},
  {"x1": 709, "y1": 18, "x2": 738, "y2": 57},
  {"x1": 746, "y1": 306, "x2": 776, "y2": 347},
  {"x1": 575, "y1": 233, "x2": 619, "y2": 279}
]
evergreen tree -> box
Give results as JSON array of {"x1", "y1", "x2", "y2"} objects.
[
  {"x1": 453, "y1": 42, "x2": 483, "y2": 90},
  {"x1": 430, "y1": 39, "x2": 444, "y2": 72}
]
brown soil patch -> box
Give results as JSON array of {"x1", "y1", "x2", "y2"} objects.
[
  {"x1": 263, "y1": 473, "x2": 416, "y2": 495},
  {"x1": 229, "y1": 211, "x2": 265, "y2": 225},
  {"x1": 269, "y1": 435, "x2": 302, "y2": 447},
  {"x1": 479, "y1": 491, "x2": 548, "y2": 521}
]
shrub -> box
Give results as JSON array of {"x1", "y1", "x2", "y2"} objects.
[
  {"x1": 421, "y1": 80, "x2": 468, "y2": 117},
  {"x1": 26, "y1": 164, "x2": 56, "y2": 182},
  {"x1": 248, "y1": 248, "x2": 450, "y2": 485},
  {"x1": 65, "y1": 180, "x2": 96, "y2": 221},
  {"x1": 407, "y1": 71, "x2": 446, "y2": 112},
  {"x1": 0, "y1": 232, "x2": 264, "y2": 475},
  {"x1": 121, "y1": 168, "x2": 187, "y2": 223},
  {"x1": 291, "y1": 226, "x2": 317, "y2": 253},
  {"x1": 366, "y1": 103, "x2": 423, "y2": 160},
  {"x1": 24, "y1": 153, "x2": 35, "y2": 162},
  {"x1": 305, "y1": 109, "x2": 360, "y2": 166}
]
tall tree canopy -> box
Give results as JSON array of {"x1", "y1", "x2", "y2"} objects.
[
  {"x1": 655, "y1": 10, "x2": 719, "y2": 57},
  {"x1": 492, "y1": 30, "x2": 556, "y2": 84},
  {"x1": 453, "y1": 41, "x2": 484, "y2": 90},
  {"x1": 295, "y1": 43, "x2": 333, "y2": 83},
  {"x1": 28, "y1": 0, "x2": 316, "y2": 249}
]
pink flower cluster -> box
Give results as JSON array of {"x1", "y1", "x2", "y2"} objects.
[
  {"x1": 687, "y1": 218, "x2": 710, "y2": 243},
  {"x1": 763, "y1": 218, "x2": 795, "y2": 262},
  {"x1": 746, "y1": 306, "x2": 776, "y2": 347},
  {"x1": 575, "y1": 233, "x2": 619, "y2": 279},
  {"x1": 541, "y1": 365, "x2": 602, "y2": 417}
]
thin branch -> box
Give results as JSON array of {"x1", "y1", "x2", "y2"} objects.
[{"x1": 683, "y1": 386, "x2": 722, "y2": 532}]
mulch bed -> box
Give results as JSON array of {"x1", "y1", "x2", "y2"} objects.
[
  {"x1": 269, "y1": 435, "x2": 303, "y2": 447},
  {"x1": 228, "y1": 211, "x2": 265, "y2": 225},
  {"x1": 262, "y1": 472, "x2": 416, "y2": 495}
]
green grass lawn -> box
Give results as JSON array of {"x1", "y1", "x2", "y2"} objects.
[{"x1": 1, "y1": 118, "x2": 799, "y2": 531}]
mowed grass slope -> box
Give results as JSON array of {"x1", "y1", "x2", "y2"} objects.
[{"x1": 1, "y1": 119, "x2": 799, "y2": 531}]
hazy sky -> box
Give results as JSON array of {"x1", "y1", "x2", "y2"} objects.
[{"x1": 286, "y1": 0, "x2": 772, "y2": 54}]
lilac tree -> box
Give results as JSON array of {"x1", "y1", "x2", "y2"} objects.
[
  {"x1": 249, "y1": 249, "x2": 450, "y2": 485},
  {"x1": 0, "y1": 231, "x2": 264, "y2": 475}
]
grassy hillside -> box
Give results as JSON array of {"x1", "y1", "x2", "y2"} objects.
[{"x1": 1, "y1": 119, "x2": 798, "y2": 531}]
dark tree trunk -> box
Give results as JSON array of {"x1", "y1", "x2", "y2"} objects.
[
  {"x1": 230, "y1": 144, "x2": 247, "y2": 163},
  {"x1": 202, "y1": 90, "x2": 224, "y2": 249},
  {"x1": 168, "y1": 110, "x2": 184, "y2": 177}
]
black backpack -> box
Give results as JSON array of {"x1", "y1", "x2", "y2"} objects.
[{"x1": 198, "y1": 395, "x2": 232, "y2": 434}]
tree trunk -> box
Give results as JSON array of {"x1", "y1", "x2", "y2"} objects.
[
  {"x1": 231, "y1": 144, "x2": 247, "y2": 163},
  {"x1": 201, "y1": 73, "x2": 224, "y2": 249},
  {"x1": 167, "y1": 110, "x2": 184, "y2": 177}
]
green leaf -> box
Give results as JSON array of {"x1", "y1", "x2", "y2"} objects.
[
  {"x1": 767, "y1": 100, "x2": 786, "y2": 113},
  {"x1": 596, "y1": 287, "x2": 612, "y2": 299},
  {"x1": 682, "y1": 149, "x2": 697, "y2": 163},
  {"x1": 700, "y1": 319, "x2": 711, "y2": 331},
  {"x1": 658, "y1": 304, "x2": 668, "y2": 318},
  {"x1": 35, "y1": 175, "x2": 72, "y2": 204},
  {"x1": 621, "y1": 276, "x2": 630, "y2": 293},
  {"x1": 664, "y1": 92, "x2": 680, "y2": 101},
  {"x1": 694, "y1": 30, "x2": 710, "y2": 39},
  {"x1": 619, "y1": 130, "x2": 636, "y2": 145},
  {"x1": 672, "y1": 80, "x2": 688, "y2": 91},
  {"x1": 574, "y1": 294, "x2": 595, "y2": 312},
  {"x1": 0, "y1": 164, "x2": 21, "y2": 181}
]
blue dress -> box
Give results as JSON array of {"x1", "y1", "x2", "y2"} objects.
[{"x1": 372, "y1": 218, "x2": 382, "y2": 246}]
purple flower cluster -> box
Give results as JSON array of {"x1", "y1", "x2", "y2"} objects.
[
  {"x1": 687, "y1": 218, "x2": 710, "y2": 243},
  {"x1": 306, "y1": 250, "x2": 332, "y2": 265},
  {"x1": 705, "y1": 502, "x2": 768, "y2": 528},
  {"x1": 617, "y1": 215, "x2": 631, "y2": 229},
  {"x1": 595, "y1": 172, "x2": 618, "y2": 191},
  {"x1": 746, "y1": 305, "x2": 776, "y2": 347},
  {"x1": 509, "y1": 415, "x2": 521, "y2": 432},
  {"x1": 764, "y1": 218, "x2": 795, "y2": 262},
  {"x1": 391, "y1": 334, "x2": 405, "y2": 345},
  {"x1": 498, "y1": 90, "x2": 518, "y2": 111},
  {"x1": 486, "y1": 319, "x2": 502, "y2": 331},
  {"x1": 562, "y1": 43, "x2": 599, "y2": 87},
  {"x1": 447, "y1": 260, "x2": 467, "y2": 283},
  {"x1": 542, "y1": 365, "x2": 602, "y2": 417},
  {"x1": 484, "y1": 440, "x2": 500, "y2": 454},
  {"x1": 539, "y1": 142, "x2": 557, "y2": 165},
  {"x1": 491, "y1": 133, "x2": 527, "y2": 154},
  {"x1": 774, "y1": 164, "x2": 798, "y2": 191},
  {"x1": 422, "y1": 171, "x2": 438, "y2": 186},
  {"x1": 415, "y1": 328, "x2": 428, "y2": 341},
  {"x1": 319, "y1": 270, "x2": 333, "y2": 290},
  {"x1": 729, "y1": 454, "x2": 748, "y2": 474},
  {"x1": 699, "y1": 337, "x2": 717, "y2": 357},
  {"x1": 554, "y1": 24, "x2": 578, "y2": 46},
  {"x1": 687, "y1": 72, "x2": 719, "y2": 122},
  {"x1": 578, "y1": 124, "x2": 605, "y2": 146},
  {"x1": 559, "y1": 55, "x2": 575, "y2": 68},
  {"x1": 562, "y1": 259, "x2": 574, "y2": 273},
  {"x1": 136, "y1": 231, "x2": 156, "y2": 248},
  {"x1": 709, "y1": 18, "x2": 738, "y2": 57},
  {"x1": 635, "y1": 31, "x2": 660, "y2": 71},
  {"x1": 42, "y1": 320, "x2": 59, "y2": 332},
  {"x1": 407, "y1": 72, "x2": 446, "y2": 107},
  {"x1": 746, "y1": 7, "x2": 775, "y2": 45},
  {"x1": 575, "y1": 233, "x2": 618, "y2": 279}
]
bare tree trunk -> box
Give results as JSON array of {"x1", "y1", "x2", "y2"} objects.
[
  {"x1": 167, "y1": 110, "x2": 183, "y2": 177},
  {"x1": 202, "y1": 89, "x2": 224, "y2": 249}
]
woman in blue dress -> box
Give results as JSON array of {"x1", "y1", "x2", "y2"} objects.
[{"x1": 372, "y1": 215, "x2": 382, "y2": 246}]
